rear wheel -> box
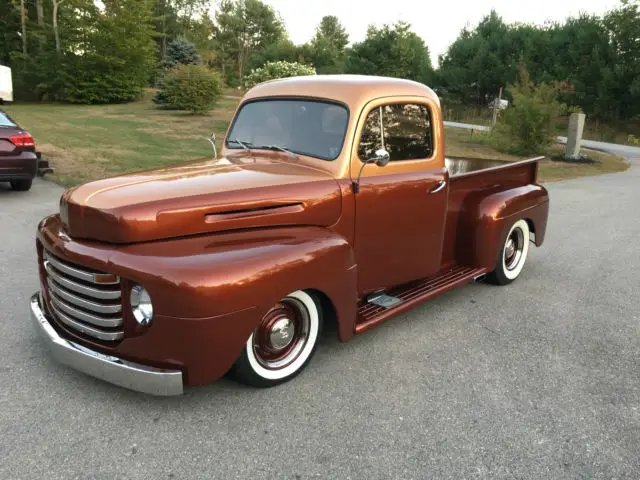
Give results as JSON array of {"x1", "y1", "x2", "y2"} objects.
[
  {"x1": 232, "y1": 290, "x2": 323, "y2": 387},
  {"x1": 10, "y1": 179, "x2": 32, "y2": 191},
  {"x1": 487, "y1": 219, "x2": 530, "y2": 285}
]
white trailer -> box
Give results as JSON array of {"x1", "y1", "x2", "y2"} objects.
[{"x1": 0, "y1": 65, "x2": 13, "y2": 103}]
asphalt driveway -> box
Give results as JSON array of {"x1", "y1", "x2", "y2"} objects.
[{"x1": 1, "y1": 144, "x2": 639, "y2": 479}]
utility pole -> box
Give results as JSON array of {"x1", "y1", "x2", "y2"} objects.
[{"x1": 492, "y1": 87, "x2": 503, "y2": 129}]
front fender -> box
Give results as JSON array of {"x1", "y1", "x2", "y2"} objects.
[
  {"x1": 111, "y1": 226, "x2": 358, "y2": 340},
  {"x1": 38, "y1": 217, "x2": 358, "y2": 385},
  {"x1": 459, "y1": 184, "x2": 549, "y2": 270},
  {"x1": 39, "y1": 218, "x2": 356, "y2": 323}
]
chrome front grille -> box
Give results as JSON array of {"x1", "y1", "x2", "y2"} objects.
[{"x1": 42, "y1": 251, "x2": 124, "y2": 341}]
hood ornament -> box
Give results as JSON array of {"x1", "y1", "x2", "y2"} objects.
[{"x1": 208, "y1": 132, "x2": 217, "y2": 159}]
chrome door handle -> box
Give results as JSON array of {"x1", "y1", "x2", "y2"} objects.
[{"x1": 430, "y1": 180, "x2": 447, "y2": 194}]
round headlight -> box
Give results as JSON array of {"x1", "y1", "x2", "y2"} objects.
[{"x1": 130, "y1": 285, "x2": 153, "y2": 326}]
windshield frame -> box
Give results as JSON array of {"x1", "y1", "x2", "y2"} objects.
[{"x1": 224, "y1": 96, "x2": 351, "y2": 161}]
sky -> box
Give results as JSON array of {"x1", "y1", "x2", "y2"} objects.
[{"x1": 260, "y1": 0, "x2": 622, "y2": 67}]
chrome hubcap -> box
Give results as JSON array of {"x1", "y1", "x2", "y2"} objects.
[
  {"x1": 504, "y1": 228, "x2": 525, "y2": 271},
  {"x1": 269, "y1": 317, "x2": 294, "y2": 349},
  {"x1": 252, "y1": 299, "x2": 310, "y2": 370}
]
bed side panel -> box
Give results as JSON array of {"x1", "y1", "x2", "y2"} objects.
[{"x1": 442, "y1": 160, "x2": 540, "y2": 268}]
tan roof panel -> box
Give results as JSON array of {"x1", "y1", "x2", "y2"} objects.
[{"x1": 243, "y1": 74, "x2": 440, "y2": 111}]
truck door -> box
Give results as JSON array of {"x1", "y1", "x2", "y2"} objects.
[{"x1": 352, "y1": 99, "x2": 448, "y2": 294}]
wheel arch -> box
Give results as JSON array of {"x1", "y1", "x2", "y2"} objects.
[
  {"x1": 214, "y1": 227, "x2": 358, "y2": 344},
  {"x1": 306, "y1": 288, "x2": 340, "y2": 339},
  {"x1": 525, "y1": 218, "x2": 535, "y2": 235}
]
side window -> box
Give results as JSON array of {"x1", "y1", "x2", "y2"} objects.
[
  {"x1": 382, "y1": 103, "x2": 433, "y2": 161},
  {"x1": 357, "y1": 103, "x2": 433, "y2": 162}
]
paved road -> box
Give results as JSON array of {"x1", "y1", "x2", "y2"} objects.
[{"x1": 1, "y1": 142, "x2": 640, "y2": 479}]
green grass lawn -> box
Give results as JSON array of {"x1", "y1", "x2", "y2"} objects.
[
  {"x1": 4, "y1": 92, "x2": 239, "y2": 186},
  {"x1": 3, "y1": 92, "x2": 628, "y2": 187}
]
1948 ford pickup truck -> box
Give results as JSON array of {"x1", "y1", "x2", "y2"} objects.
[{"x1": 30, "y1": 75, "x2": 549, "y2": 395}]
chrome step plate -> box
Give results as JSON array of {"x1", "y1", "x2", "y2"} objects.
[{"x1": 366, "y1": 293, "x2": 402, "y2": 309}]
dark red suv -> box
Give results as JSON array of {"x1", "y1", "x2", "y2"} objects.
[{"x1": 0, "y1": 109, "x2": 37, "y2": 191}]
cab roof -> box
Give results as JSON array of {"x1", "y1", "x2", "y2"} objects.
[{"x1": 243, "y1": 74, "x2": 440, "y2": 112}]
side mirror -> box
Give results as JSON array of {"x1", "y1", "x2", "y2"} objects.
[
  {"x1": 353, "y1": 149, "x2": 391, "y2": 194},
  {"x1": 208, "y1": 132, "x2": 217, "y2": 158},
  {"x1": 372, "y1": 149, "x2": 390, "y2": 167}
]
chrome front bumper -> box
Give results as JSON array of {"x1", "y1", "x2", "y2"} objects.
[{"x1": 30, "y1": 293, "x2": 184, "y2": 396}]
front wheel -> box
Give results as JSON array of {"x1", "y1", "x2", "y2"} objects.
[
  {"x1": 487, "y1": 219, "x2": 530, "y2": 285},
  {"x1": 232, "y1": 290, "x2": 323, "y2": 388}
]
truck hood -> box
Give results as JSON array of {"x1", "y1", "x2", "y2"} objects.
[{"x1": 59, "y1": 155, "x2": 342, "y2": 244}]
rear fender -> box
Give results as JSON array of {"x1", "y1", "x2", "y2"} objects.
[{"x1": 458, "y1": 184, "x2": 549, "y2": 270}]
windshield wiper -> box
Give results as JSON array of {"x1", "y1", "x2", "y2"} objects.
[
  {"x1": 227, "y1": 139, "x2": 299, "y2": 160},
  {"x1": 256, "y1": 144, "x2": 299, "y2": 160},
  {"x1": 227, "y1": 138, "x2": 252, "y2": 150}
]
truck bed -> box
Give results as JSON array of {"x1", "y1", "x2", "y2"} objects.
[
  {"x1": 445, "y1": 156, "x2": 544, "y2": 177},
  {"x1": 441, "y1": 155, "x2": 546, "y2": 268}
]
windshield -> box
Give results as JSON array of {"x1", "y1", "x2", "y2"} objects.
[
  {"x1": 226, "y1": 99, "x2": 349, "y2": 161},
  {"x1": 0, "y1": 111, "x2": 17, "y2": 127}
]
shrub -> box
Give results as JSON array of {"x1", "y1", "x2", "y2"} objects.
[
  {"x1": 244, "y1": 61, "x2": 316, "y2": 89},
  {"x1": 157, "y1": 64, "x2": 223, "y2": 114},
  {"x1": 492, "y1": 67, "x2": 564, "y2": 155},
  {"x1": 63, "y1": 54, "x2": 154, "y2": 104},
  {"x1": 151, "y1": 83, "x2": 171, "y2": 107},
  {"x1": 153, "y1": 39, "x2": 202, "y2": 106}
]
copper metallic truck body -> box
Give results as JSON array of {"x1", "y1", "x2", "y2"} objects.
[{"x1": 30, "y1": 75, "x2": 549, "y2": 395}]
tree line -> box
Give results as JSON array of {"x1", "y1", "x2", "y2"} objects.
[
  {"x1": 1, "y1": 0, "x2": 638, "y2": 121},
  {"x1": 438, "y1": 2, "x2": 640, "y2": 121}
]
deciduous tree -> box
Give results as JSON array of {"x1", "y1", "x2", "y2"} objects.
[
  {"x1": 346, "y1": 21, "x2": 433, "y2": 84},
  {"x1": 212, "y1": 0, "x2": 285, "y2": 84},
  {"x1": 0, "y1": 1, "x2": 22, "y2": 66},
  {"x1": 63, "y1": 0, "x2": 158, "y2": 103},
  {"x1": 20, "y1": 0, "x2": 28, "y2": 55},
  {"x1": 52, "y1": 0, "x2": 66, "y2": 53},
  {"x1": 604, "y1": 0, "x2": 640, "y2": 119},
  {"x1": 36, "y1": 0, "x2": 45, "y2": 27},
  {"x1": 309, "y1": 15, "x2": 349, "y2": 74}
]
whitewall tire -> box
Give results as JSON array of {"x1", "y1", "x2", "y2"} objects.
[
  {"x1": 488, "y1": 219, "x2": 530, "y2": 285},
  {"x1": 232, "y1": 290, "x2": 322, "y2": 387}
]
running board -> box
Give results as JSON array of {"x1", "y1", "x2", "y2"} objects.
[
  {"x1": 355, "y1": 265, "x2": 486, "y2": 334},
  {"x1": 365, "y1": 292, "x2": 402, "y2": 309}
]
